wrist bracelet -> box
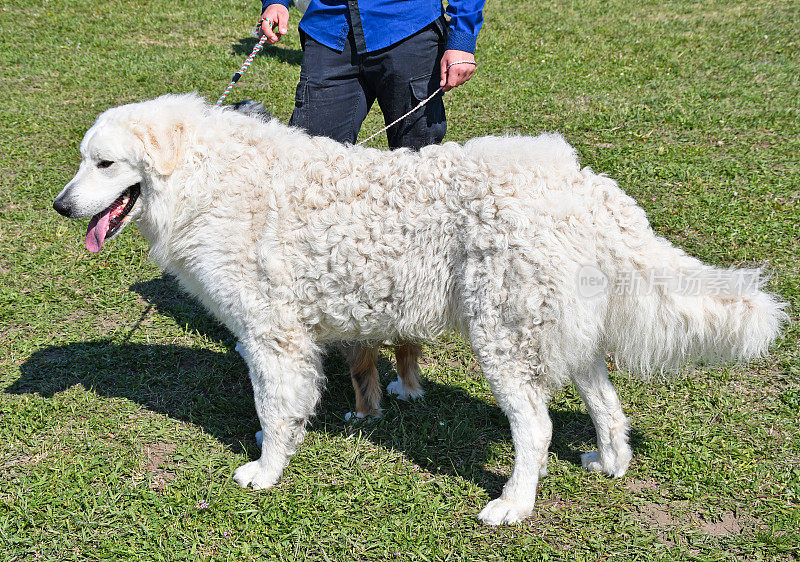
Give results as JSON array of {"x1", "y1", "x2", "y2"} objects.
[{"x1": 446, "y1": 60, "x2": 477, "y2": 71}]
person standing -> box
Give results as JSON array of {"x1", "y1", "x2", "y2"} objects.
[{"x1": 258, "y1": 0, "x2": 484, "y2": 148}]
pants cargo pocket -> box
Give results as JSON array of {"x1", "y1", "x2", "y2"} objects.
[
  {"x1": 294, "y1": 73, "x2": 309, "y2": 109},
  {"x1": 289, "y1": 73, "x2": 310, "y2": 130},
  {"x1": 409, "y1": 73, "x2": 445, "y2": 122},
  {"x1": 409, "y1": 73, "x2": 435, "y2": 103},
  {"x1": 401, "y1": 73, "x2": 446, "y2": 148}
]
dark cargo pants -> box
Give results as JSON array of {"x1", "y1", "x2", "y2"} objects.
[{"x1": 289, "y1": 18, "x2": 447, "y2": 149}]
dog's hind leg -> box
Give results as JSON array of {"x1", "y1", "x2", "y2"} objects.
[
  {"x1": 571, "y1": 354, "x2": 632, "y2": 478},
  {"x1": 233, "y1": 335, "x2": 323, "y2": 490},
  {"x1": 477, "y1": 370, "x2": 552, "y2": 525},
  {"x1": 343, "y1": 343, "x2": 424, "y2": 420},
  {"x1": 343, "y1": 344, "x2": 383, "y2": 420},
  {"x1": 387, "y1": 344, "x2": 424, "y2": 401}
]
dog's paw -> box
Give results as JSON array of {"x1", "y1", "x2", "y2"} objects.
[
  {"x1": 344, "y1": 411, "x2": 364, "y2": 422},
  {"x1": 386, "y1": 379, "x2": 424, "y2": 401},
  {"x1": 232, "y1": 461, "x2": 279, "y2": 490},
  {"x1": 581, "y1": 451, "x2": 629, "y2": 478},
  {"x1": 478, "y1": 498, "x2": 534, "y2": 525},
  {"x1": 344, "y1": 411, "x2": 381, "y2": 423}
]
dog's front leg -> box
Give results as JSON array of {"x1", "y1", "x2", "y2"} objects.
[{"x1": 233, "y1": 334, "x2": 323, "y2": 489}]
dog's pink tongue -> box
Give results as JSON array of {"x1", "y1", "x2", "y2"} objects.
[{"x1": 85, "y1": 209, "x2": 112, "y2": 253}]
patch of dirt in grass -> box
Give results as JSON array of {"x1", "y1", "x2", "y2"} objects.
[
  {"x1": 638, "y1": 500, "x2": 760, "y2": 541},
  {"x1": 62, "y1": 309, "x2": 125, "y2": 332},
  {"x1": 637, "y1": 502, "x2": 680, "y2": 547},
  {"x1": 1, "y1": 452, "x2": 47, "y2": 472},
  {"x1": 143, "y1": 441, "x2": 177, "y2": 492},
  {"x1": 484, "y1": 464, "x2": 512, "y2": 478},
  {"x1": 639, "y1": 503, "x2": 678, "y2": 527},
  {"x1": 693, "y1": 512, "x2": 743, "y2": 537}
]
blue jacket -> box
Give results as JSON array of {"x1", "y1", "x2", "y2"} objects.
[{"x1": 262, "y1": 0, "x2": 484, "y2": 54}]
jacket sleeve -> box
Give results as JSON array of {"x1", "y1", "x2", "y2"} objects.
[
  {"x1": 261, "y1": 0, "x2": 291, "y2": 11},
  {"x1": 444, "y1": 0, "x2": 485, "y2": 53}
]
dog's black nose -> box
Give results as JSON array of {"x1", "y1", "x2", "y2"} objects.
[{"x1": 53, "y1": 198, "x2": 72, "y2": 217}]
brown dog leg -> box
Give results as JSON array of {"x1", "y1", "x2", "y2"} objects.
[
  {"x1": 344, "y1": 344, "x2": 382, "y2": 420},
  {"x1": 388, "y1": 344, "x2": 425, "y2": 400}
]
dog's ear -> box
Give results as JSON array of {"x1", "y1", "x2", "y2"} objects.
[{"x1": 132, "y1": 121, "x2": 184, "y2": 176}]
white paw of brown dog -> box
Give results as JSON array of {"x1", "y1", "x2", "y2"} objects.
[
  {"x1": 386, "y1": 379, "x2": 425, "y2": 401},
  {"x1": 343, "y1": 411, "x2": 381, "y2": 422}
]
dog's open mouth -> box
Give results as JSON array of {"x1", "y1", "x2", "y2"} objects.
[{"x1": 85, "y1": 183, "x2": 141, "y2": 253}]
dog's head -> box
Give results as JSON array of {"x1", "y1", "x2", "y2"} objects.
[
  {"x1": 52, "y1": 95, "x2": 206, "y2": 252},
  {"x1": 54, "y1": 94, "x2": 274, "y2": 253}
]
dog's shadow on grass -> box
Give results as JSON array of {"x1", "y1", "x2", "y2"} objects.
[
  {"x1": 10, "y1": 275, "x2": 645, "y2": 497},
  {"x1": 131, "y1": 276, "x2": 237, "y2": 350},
  {"x1": 232, "y1": 37, "x2": 302, "y2": 66}
]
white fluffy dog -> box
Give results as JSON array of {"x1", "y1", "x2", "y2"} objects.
[{"x1": 53, "y1": 94, "x2": 786, "y2": 524}]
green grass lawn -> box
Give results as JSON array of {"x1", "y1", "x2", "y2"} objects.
[{"x1": 1, "y1": 0, "x2": 798, "y2": 559}]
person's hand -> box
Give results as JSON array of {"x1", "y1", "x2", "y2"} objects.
[
  {"x1": 439, "y1": 50, "x2": 476, "y2": 92},
  {"x1": 259, "y1": 4, "x2": 290, "y2": 44}
]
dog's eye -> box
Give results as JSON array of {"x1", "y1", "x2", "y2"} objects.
[{"x1": 97, "y1": 160, "x2": 114, "y2": 169}]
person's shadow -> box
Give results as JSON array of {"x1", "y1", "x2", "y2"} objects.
[{"x1": 9, "y1": 274, "x2": 645, "y2": 496}]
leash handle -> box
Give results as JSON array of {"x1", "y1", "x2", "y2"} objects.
[
  {"x1": 357, "y1": 86, "x2": 444, "y2": 146},
  {"x1": 215, "y1": 18, "x2": 270, "y2": 106}
]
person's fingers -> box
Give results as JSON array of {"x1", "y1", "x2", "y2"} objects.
[
  {"x1": 447, "y1": 66, "x2": 465, "y2": 90},
  {"x1": 459, "y1": 65, "x2": 475, "y2": 86},
  {"x1": 260, "y1": 5, "x2": 289, "y2": 43},
  {"x1": 448, "y1": 69, "x2": 460, "y2": 91},
  {"x1": 261, "y1": 15, "x2": 278, "y2": 43},
  {"x1": 440, "y1": 56, "x2": 449, "y2": 88},
  {"x1": 275, "y1": 9, "x2": 289, "y2": 36},
  {"x1": 445, "y1": 64, "x2": 475, "y2": 91}
]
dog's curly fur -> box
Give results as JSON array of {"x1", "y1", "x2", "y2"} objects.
[{"x1": 54, "y1": 94, "x2": 786, "y2": 524}]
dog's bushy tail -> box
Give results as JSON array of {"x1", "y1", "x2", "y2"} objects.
[{"x1": 602, "y1": 216, "x2": 787, "y2": 375}]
